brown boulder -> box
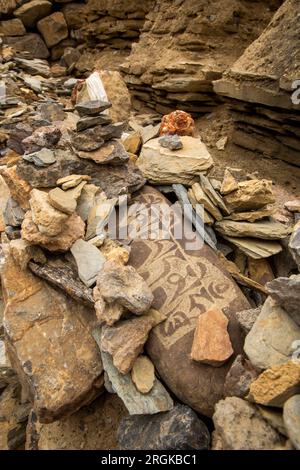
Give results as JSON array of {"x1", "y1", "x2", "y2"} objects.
[
  {"x1": 129, "y1": 186, "x2": 249, "y2": 417},
  {"x1": 224, "y1": 180, "x2": 275, "y2": 212},
  {"x1": 1, "y1": 248, "x2": 103, "y2": 423},
  {"x1": 0, "y1": 19, "x2": 26, "y2": 36},
  {"x1": 37, "y1": 12, "x2": 68, "y2": 48},
  {"x1": 14, "y1": 0, "x2": 52, "y2": 29}
]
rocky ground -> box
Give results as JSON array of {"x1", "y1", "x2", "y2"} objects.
[{"x1": 0, "y1": 0, "x2": 300, "y2": 452}]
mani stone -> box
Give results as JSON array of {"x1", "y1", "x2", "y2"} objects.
[
  {"x1": 137, "y1": 136, "x2": 213, "y2": 185},
  {"x1": 244, "y1": 297, "x2": 300, "y2": 370},
  {"x1": 1, "y1": 250, "x2": 103, "y2": 423},
  {"x1": 131, "y1": 356, "x2": 155, "y2": 394},
  {"x1": 75, "y1": 100, "x2": 111, "y2": 117},
  {"x1": 215, "y1": 220, "x2": 292, "y2": 240},
  {"x1": 212, "y1": 397, "x2": 284, "y2": 450},
  {"x1": 70, "y1": 239, "x2": 106, "y2": 288},
  {"x1": 117, "y1": 405, "x2": 210, "y2": 451},
  {"x1": 48, "y1": 187, "x2": 77, "y2": 215},
  {"x1": 283, "y1": 395, "x2": 300, "y2": 450},
  {"x1": 101, "y1": 309, "x2": 165, "y2": 375},
  {"x1": 248, "y1": 362, "x2": 300, "y2": 407},
  {"x1": 191, "y1": 308, "x2": 233, "y2": 367},
  {"x1": 266, "y1": 275, "x2": 300, "y2": 326},
  {"x1": 37, "y1": 12, "x2": 68, "y2": 49},
  {"x1": 99, "y1": 349, "x2": 173, "y2": 416},
  {"x1": 22, "y1": 149, "x2": 56, "y2": 168},
  {"x1": 96, "y1": 261, "x2": 154, "y2": 315},
  {"x1": 224, "y1": 179, "x2": 275, "y2": 212}
]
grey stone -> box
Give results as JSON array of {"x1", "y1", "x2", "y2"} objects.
[
  {"x1": 233, "y1": 307, "x2": 261, "y2": 335},
  {"x1": 38, "y1": 103, "x2": 65, "y2": 122},
  {"x1": 159, "y1": 135, "x2": 183, "y2": 151},
  {"x1": 22, "y1": 126, "x2": 61, "y2": 153},
  {"x1": 213, "y1": 397, "x2": 284, "y2": 450},
  {"x1": 244, "y1": 297, "x2": 300, "y2": 369},
  {"x1": 4, "y1": 198, "x2": 25, "y2": 227},
  {"x1": 118, "y1": 405, "x2": 210, "y2": 450},
  {"x1": 76, "y1": 115, "x2": 112, "y2": 132},
  {"x1": 266, "y1": 275, "x2": 300, "y2": 326},
  {"x1": 75, "y1": 100, "x2": 112, "y2": 117},
  {"x1": 71, "y1": 239, "x2": 106, "y2": 287},
  {"x1": 99, "y1": 349, "x2": 173, "y2": 415},
  {"x1": 283, "y1": 395, "x2": 300, "y2": 450},
  {"x1": 224, "y1": 355, "x2": 259, "y2": 398},
  {"x1": 14, "y1": 57, "x2": 51, "y2": 77},
  {"x1": 289, "y1": 222, "x2": 300, "y2": 271},
  {"x1": 22, "y1": 76, "x2": 42, "y2": 93},
  {"x1": 22, "y1": 148, "x2": 56, "y2": 167}
]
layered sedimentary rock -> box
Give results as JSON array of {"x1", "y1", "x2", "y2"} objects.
[{"x1": 214, "y1": 0, "x2": 300, "y2": 166}]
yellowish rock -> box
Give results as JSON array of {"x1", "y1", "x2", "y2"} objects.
[
  {"x1": 100, "y1": 239, "x2": 130, "y2": 265},
  {"x1": 224, "y1": 180, "x2": 275, "y2": 212},
  {"x1": 220, "y1": 169, "x2": 239, "y2": 195},
  {"x1": 123, "y1": 132, "x2": 141, "y2": 155},
  {"x1": 131, "y1": 356, "x2": 155, "y2": 394},
  {"x1": 30, "y1": 189, "x2": 68, "y2": 237},
  {"x1": 56, "y1": 174, "x2": 91, "y2": 190},
  {"x1": 191, "y1": 183, "x2": 223, "y2": 221},
  {"x1": 0, "y1": 166, "x2": 31, "y2": 210}
]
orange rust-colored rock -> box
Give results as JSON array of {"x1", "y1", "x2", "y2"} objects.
[{"x1": 159, "y1": 110, "x2": 195, "y2": 136}]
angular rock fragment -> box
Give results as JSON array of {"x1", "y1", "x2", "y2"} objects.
[
  {"x1": 99, "y1": 350, "x2": 173, "y2": 415},
  {"x1": 101, "y1": 309, "x2": 165, "y2": 374},
  {"x1": 0, "y1": 382, "x2": 28, "y2": 450},
  {"x1": 213, "y1": 397, "x2": 284, "y2": 450},
  {"x1": 76, "y1": 115, "x2": 112, "y2": 132},
  {"x1": 29, "y1": 261, "x2": 94, "y2": 307},
  {"x1": 289, "y1": 221, "x2": 300, "y2": 270},
  {"x1": 225, "y1": 207, "x2": 275, "y2": 222},
  {"x1": 14, "y1": 0, "x2": 52, "y2": 29},
  {"x1": 57, "y1": 174, "x2": 91, "y2": 190},
  {"x1": 75, "y1": 100, "x2": 111, "y2": 117},
  {"x1": 215, "y1": 220, "x2": 292, "y2": 240},
  {"x1": 71, "y1": 239, "x2": 106, "y2": 288},
  {"x1": 97, "y1": 261, "x2": 154, "y2": 315},
  {"x1": 224, "y1": 355, "x2": 259, "y2": 398},
  {"x1": 199, "y1": 174, "x2": 229, "y2": 215},
  {"x1": 4, "y1": 198, "x2": 25, "y2": 227},
  {"x1": 283, "y1": 395, "x2": 300, "y2": 450},
  {"x1": 76, "y1": 184, "x2": 100, "y2": 222},
  {"x1": 159, "y1": 135, "x2": 183, "y2": 150},
  {"x1": 99, "y1": 239, "x2": 130, "y2": 266},
  {"x1": 48, "y1": 187, "x2": 77, "y2": 215},
  {"x1": 220, "y1": 169, "x2": 238, "y2": 195},
  {"x1": 284, "y1": 200, "x2": 300, "y2": 213},
  {"x1": 29, "y1": 189, "x2": 68, "y2": 237},
  {"x1": 22, "y1": 149, "x2": 56, "y2": 168},
  {"x1": 266, "y1": 275, "x2": 300, "y2": 326},
  {"x1": 93, "y1": 288, "x2": 125, "y2": 326},
  {"x1": 248, "y1": 361, "x2": 300, "y2": 407},
  {"x1": 137, "y1": 137, "x2": 213, "y2": 185},
  {"x1": 0, "y1": 19, "x2": 26, "y2": 36},
  {"x1": 0, "y1": 166, "x2": 31, "y2": 210},
  {"x1": 233, "y1": 307, "x2": 261, "y2": 335},
  {"x1": 10, "y1": 239, "x2": 46, "y2": 271},
  {"x1": 244, "y1": 297, "x2": 300, "y2": 369},
  {"x1": 191, "y1": 183, "x2": 223, "y2": 221},
  {"x1": 224, "y1": 180, "x2": 275, "y2": 212},
  {"x1": 1, "y1": 251, "x2": 104, "y2": 423},
  {"x1": 191, "y1": 308, "x2": 233, "y2": 366},
  {"x1": 21, "y1": 211, "x2": 85, "y2": 252},
  {"x1": 22, "y1": 126, "x2": 61, "y2": 154},
  {"x1": 76, "y1": 140, "x2": 129, "y2": 166},
  {"x1": 117, "y1": 405, "x2": 210, "y2": 450},
  {"x1": 14, "y1": 57, "x2": 51, "y2": 77},
  {"x1": 223, "y1": 236, "x2": 282, "y2": 259},
  {"x1": 37, "y1": 12, "x2": 68, "y2": 48}
]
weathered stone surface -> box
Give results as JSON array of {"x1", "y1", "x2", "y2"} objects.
[
  {"x1": 29, "y1": 261, "x2": 94, "y2": 307},
  {"x1": 129, "y1": 185, "x2": 249, "y2": 417},
  {"x1": 38, "y1": 103, "x2": 65, "y2": 123},
  {"x1": 30, "y1": 189, "x2": 68, "y2": 237},
  {"x1": 75, "y1": 100, "x2": 111, "y2": 117},
  {"x1": 1, "y1": 250, "x2": 103, "y2": 423},
  {"x1": 97, "y1": 261, "x2": 154, "y2": 315},
  {"x1": 131, "y1": 356, "x2": 155, "y2": 394},
  {"x1": 21, "y1": 211, "x2": 85, "y2": 252},
  {"x1": 26, "y1": 394, "x2": 127, "y2": 450},
  {"x1": 48, "y1": 187, "x2": 76, "y2": 215},
  {"x1": 199, "y1": 174, "x2": 229, "y2": 215},
  {"x1": 22, "y1": 126, "x2": 61, "y2": 154},
  {"x1": 76, "y1": 115, "x2": 112, "y2": 132},
  {"x1": 191, "y1": 183, "x2": 223, "y2": 221},
  {"x1": 0, "y1": 0, "x2": 16, "y2": 19},
  {"x1": 37, "y1": 12, "x2": 68, "y2": 48},
  {"x1": 223, "y1": 236, "x2": 283, "y2": 259},
  {"x1": 93, "y1": 288, "x2": 125, "y2": 326},
  {"x1": 0, "y1": 19, "x2": 26, "y2": 36},
  {"x1": 72, "y1": 124, "x2": 124, "y2": 153},
  {"x1": 283, "y1": 395, "x2": 300, "y2": 450},
  {"x1": 226, "y1": 207, "x2": 275, "y2": 222},
  {"x1": 4, "y1": 33, "x2": 49, "y2": 59},
  {"x1": 77, "y1": 140, "x2": 129, "y2": 165},
  {"x1": 23, "y1": 149, "x2": 56, "y2": 168},
  {"x1": 4, "y1": 198, "x2": 25, "y2": 227},
  {"x1": 0, "y1": 166, "x2": 31, "y2": 210},
  {"x1": 14, "y1": 57, "x2": 50, "y2": 77},
  {"x1": 159, "y1": 135, "x2": 183, "y2": 151},
  {"x1": 117, "y1": 405, "x2": 210, "y2": 450},
  {"x1": 266, "y1": 275, "x2": 300, "y2": 326},
  {"x1": 57, "y1": 174, "x2": 91, "y2": 190},
  {"x1": 99, "y1": 350, "x2": 173, "y2": 415},
  {"x1": 215, "y1": 220, "x2": 292, "y2": 240},
  {"x1": 284, "y1": 200, "x2": 300, "y2": 213},
  {"x1": 0, "y1": 382, "x2": 29, "y2": 450},
  {"x1": 101, "y1": 309, "x2": 165, "y2": 375},
  {"x1": 191, "y1": 308, "x2": 233, "y2": 367},
  {"x1": 289, "y1": 221, "x2": 300, "y2": 270},
  {"x1": 123, "y1": 132, "x2": 141, "y2": 154},
  {"x1": 76, "y1": 184, "x2": 100, "y2": 222},
  {"x1": 224, "y1": 180, "x2": 275, "y2": 212},
  {"x1": 14, "y1": 0, "x2": 52, "y2": 29},
  {"x1": 100, "y1": 239, "x2": 130, "y2": 266},
  {"x1": 244, "y1": 297, "x2": 300, "y2": 369},
  {"x1": 17, "y1": 149, "x2": 146, "y2": 198},
  {"x1": 137, "y1": 137, "x2": 213, "y2": 185},
  {"x1": 213, "y1": 397, "x2": 284, "y2": 450},
  {"x1": 10, "y1": 239, "x2": 46, "y2": 271},
  {"x1": 233, "y1": 307, "x2": 261, "y2": 335},
  {"x1": 224, "y1": 355, "x2": 259, "y2": 398},
  {"x1": 0, "y1": 340, "x2": 16, "y2": 391},
  {"x1": 258, "y1": 407, "x2": 287, "y2": 437},
  {"x1": 248, "y1": 362, "x2": 300, "y2": 407},
  {"x1": 220, "y1": 169, "x2": 239, "y2": 195},
  {"x1": 71, "y1": 239, "x2": 106, "y2": 288}
]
